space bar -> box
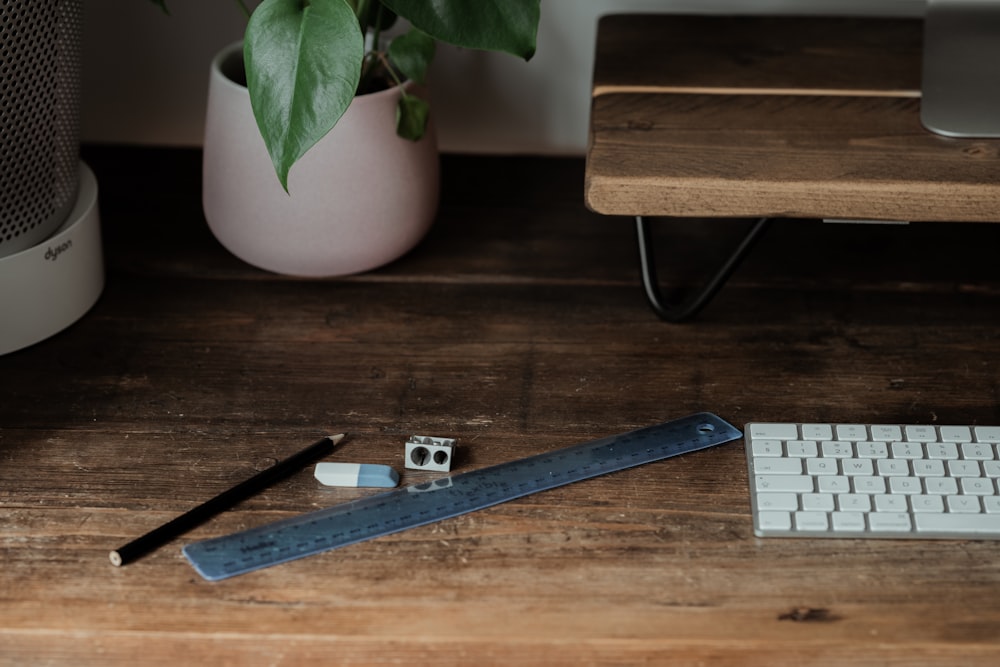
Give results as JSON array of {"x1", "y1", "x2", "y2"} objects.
[{"x1": 914, "y1": 514, "x2": 1000, "y2": 534}]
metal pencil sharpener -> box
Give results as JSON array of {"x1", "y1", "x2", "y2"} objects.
[{"x1": 405, "y1": 435, "x2": 456, "y2": 472}]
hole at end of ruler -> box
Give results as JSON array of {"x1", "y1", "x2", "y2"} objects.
[{"x1": 697, "y1": 423, "x2": 716, "y2": 435}]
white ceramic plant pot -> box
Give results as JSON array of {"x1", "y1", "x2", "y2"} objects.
[{"x1": 203, "y1": 42, "x2": 440, "y2": 277}]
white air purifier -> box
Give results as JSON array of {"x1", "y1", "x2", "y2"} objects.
[{"x1": 0, "y1": 0, "x2": 103, "y2": 355}]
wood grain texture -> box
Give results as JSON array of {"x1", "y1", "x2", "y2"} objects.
[
  {"x1": 587, "y1": 92, "x2": 1000, "y2": 220},
  {"x1": 1, "y1": 146, "x2": 999, "y2": 665},
  {"x1": 592, "y1": 15, "x2": 923, "y2": 97},
  {"x1": 585, "y1": 15, "x2": 1000, "y2": 221}
]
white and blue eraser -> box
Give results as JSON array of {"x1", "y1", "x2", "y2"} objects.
[{"x1": 314, "y1": 462, "x2": 400, "y2": 488}]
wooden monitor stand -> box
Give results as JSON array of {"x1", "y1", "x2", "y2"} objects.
[{"x1": 584, "y1": 15, "x2": 1000, "y2": 320}]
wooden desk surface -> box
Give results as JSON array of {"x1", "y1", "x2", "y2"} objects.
[
  {"x1": 585, "y1": 15, "x2": 1000, "y2": 222},
  {"x1": 2, "y1": 146, "x2": 1000, "y2": 665}
]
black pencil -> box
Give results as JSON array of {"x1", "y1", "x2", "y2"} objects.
[{"x1": 109, "y1": 433, "x2": 345, "y2": 567}]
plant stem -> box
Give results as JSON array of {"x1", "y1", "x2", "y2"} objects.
[
  {"x1": 370, "y1": 2, "x2": 384, "y2": 51},
  {"x1": 355, "y1": 0, "x2": 371, "y2": 31},
  {"x1": 234, "y1": 0, "x2": 252, "y2": 19},
  {"x1": 357, "y1": 0, "x2": 385, "y2": 92},
  {"x1": 376, "y1": 51, "x2": 404, "y2": 89}
]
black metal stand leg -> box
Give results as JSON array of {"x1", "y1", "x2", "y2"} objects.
[{"x1": 636, "y1": 215, "x2": 772, "y2": 322}]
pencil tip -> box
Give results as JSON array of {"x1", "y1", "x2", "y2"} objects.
[{"x1": 328, "y1": 433, "x2": 346, "y2": 444}]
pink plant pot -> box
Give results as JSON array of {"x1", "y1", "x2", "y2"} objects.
[{"x1": 202, "y1": 42, "x2": 440, "y2": 277}]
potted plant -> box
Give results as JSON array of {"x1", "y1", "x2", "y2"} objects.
[{"x1": 151, "y1": 0, "x2": 541, "y2": 276}]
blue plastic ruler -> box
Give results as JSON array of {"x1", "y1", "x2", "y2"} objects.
[{"x1": 183, "y1": 412, "x2": 742, "y2": 581}]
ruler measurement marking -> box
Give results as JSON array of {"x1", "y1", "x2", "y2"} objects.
[{"x1": 184, "y1": 413, "x2": 741, "y2": 580}]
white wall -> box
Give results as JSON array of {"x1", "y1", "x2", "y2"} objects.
[{"x1": 82, "y1": 0, "x2": 924, "y2": 155}]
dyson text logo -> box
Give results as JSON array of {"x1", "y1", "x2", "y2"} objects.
[{"x1": 44, "y1": 240, "x2": 73, "y2": 262}]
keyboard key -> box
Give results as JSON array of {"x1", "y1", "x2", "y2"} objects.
[
  {"x1": 912, "y1": 459, "x2": 945, "y2": 477},
  {"x1": 852, "y1": 476, "x2": 886, "y2": 494},
  {"x1": 961, "y1": 443, "x2": 995, "y2": 460},
  {"x1": 877, "y1": 459, "x2": 909, "y2": 476},
  {"x1": 961, "y1": 478, "x2": 996, "y2": 496},
  {"x1": 757, "y1": 511, "x2": 792, "y2": 531},
  {"x1": 947, "y1": 460, "x2": 982, "y2": 477},
  {"x1": 939, "y1": 426, "x2": 972, "y2": 442},
  {"x1": 755, "y1": 475, "x2": 814, "y2": 493},
  {"x1": 794, "y1": 511, "x2": 829, "y2": 531},
  {"x1": 983, "y1": 497, "x2": 1000, "y2": 513},
  {"x1": 748, "y1": 423, "x2": 799, "y2": 440},
  {"x1": 915, "y1": 513, "x2": 1000, "y2": 534},
  {"x1": 905, "y1": 425, "x2": 938, "y2": 442},
  {"x1": 874, "y1": 494, "x2": 908, "y2": 512},
  {"x1": 911, "y1": 495, "x2": 944, "y2": 513},
  {"x1": 926, "y1": 442, "x2": 959, "y2": 459},
  {"x1": 842, "y1": 458, "x2": 874, "y2": 476},
  {"x1": 975, "y1": 427, "x2": 1000, "y2": 443},
  {"x1": 947, "y1": 496, "x2": 982, "y2": 513},
  {"x1": 806, "y1": 458, "x2": 838, "y2": 475},
  {"x1": 785, "y1": 440, "x2": 818, "y2": 457},
  {"x1": 870, "y1": 425, "x2": 902, "y2": 441},
  {"x1": 868, "y1": 512, "x2": 913, "y2": 532},
  {"x1": 856, "y1": 441, "x2": 888, "y2": 458},
  {"x1": 752, "y1": 457, "x2": 803, "y2": 474},
  {"x1": 890, "y1": 442, "x2": 923, "y2": 459},
  {"x1": 801, "y1": 493, "x2": 834, "y2": 511},
  {"x1": 817, "y1": 476, "x2": 850, "y2": 493},
  {"x1": 924, "y1": 477, "x2": 959, "y2": 495},
  {"x1": 821, "y1": 441, "x2": 854, "y2": 458},
  {"x1": 800, "y1": 424, "x2": 833, "y2": 440},
  {"x1": 838, "y1": 494, "x2": 871, "y2": 512},
  {"x1": 831, "y1": 511, "x2": 866, "y2": 532},
  {"x1": 751, "y1": 439, "x2": 784, "y2": 456},
  {"x1": 889, "y1": 477, "x2": 922, "y2": 495},
  {"x1": 836, "y1": 424, "x2": 868, "y2": 441},
  {"x1": 755, "y1": 493, "x2": 799, "y2": 511}
]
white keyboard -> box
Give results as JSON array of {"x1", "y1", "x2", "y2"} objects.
[{"x1": 745, "y1": 422, "x2": 1000, "y2": 539}]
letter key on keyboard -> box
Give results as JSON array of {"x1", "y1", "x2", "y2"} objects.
[{"x1": 744, "y1": 422, "x2": 1000, "y2": 539}]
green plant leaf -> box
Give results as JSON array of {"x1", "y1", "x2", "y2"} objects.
[
  {"x1": 245, "y1": 0, "x2": 364, "y2": 191},
  {"x1": 387, "y1": 28, "x2": 436, "y2": 85},
  {"x1": 396, "y1": 93, "x2": 430, "y2": 141},
  {"x1": 382, "y1": 0, "x2": 540, "y2": 60}
]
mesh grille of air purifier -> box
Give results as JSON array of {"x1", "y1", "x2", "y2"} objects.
[{"x1": 0, "y1": 0, "x2": 84, "y2": 257}]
